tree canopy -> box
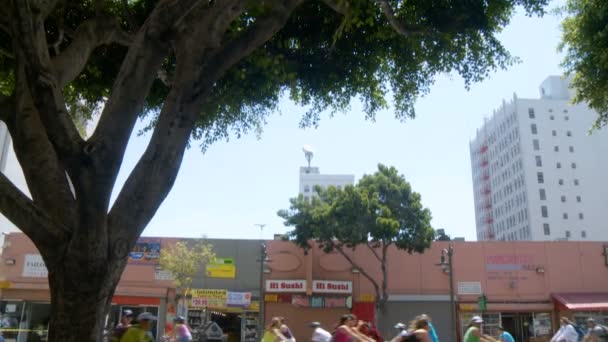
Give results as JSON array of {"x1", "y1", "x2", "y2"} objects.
[
  {"x1": 278, "y1": 164, "x2": 434, "y2": 316},
  {"x1": 0, "y1": 0, "x2": 549, "y2": 340},
  {"x1": 560, "y1": 0, "x2": 608, "y2": 129}
]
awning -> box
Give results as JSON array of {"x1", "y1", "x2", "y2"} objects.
[{"x1": 552, "y1": 293, "x2": 608, "y2": 311}]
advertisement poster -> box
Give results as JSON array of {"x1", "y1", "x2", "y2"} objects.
[
  {"x1": 190, "y1": 289, "x2": 227, "y2": 308},
  {"x1": 227, "y1": 292, "x2": 252, "y2": 307},
  {"x1": 128, "y1": 238, "x2": 161, "y2": 265},
  {"x1": 22, "y1": 254, "x2": 48, "y2": 278},
  {"x1": 205, "y1": 258, "x2": 236, "y2": 279}
]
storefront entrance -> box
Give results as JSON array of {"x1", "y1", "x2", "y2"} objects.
[{"x1": 502, "y1": 313, "x2": 534, "y2": 342}]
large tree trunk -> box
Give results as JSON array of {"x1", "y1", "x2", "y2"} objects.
[{"x1": 44, "y1": 242, "x2": 127, "y2": 342}]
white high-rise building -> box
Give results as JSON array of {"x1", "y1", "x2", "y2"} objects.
[
  {"x1": 298, "y1": 146, "x2": 354, "y2": 199},
  {"x1": 470, "y1": 76, "x2": 608, "y2": 241}
]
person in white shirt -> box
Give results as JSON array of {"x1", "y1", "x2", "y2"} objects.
[
  {"x1": 310, "y1": 322, "x2": 332, "y2": 342},
  {"x1": 551, "y1": 317, "x2": 580, "y2": 342}
]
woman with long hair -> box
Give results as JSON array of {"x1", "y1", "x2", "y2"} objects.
[
  {"x1": 407, "y1": 315, "x2": 431, "y2": 342},
  {"x1": 333, "y1": 315, "x2": 374, "y2": 342},
  {"x1": 262, "y1": 317, "x2": 288, "y2": 342}
]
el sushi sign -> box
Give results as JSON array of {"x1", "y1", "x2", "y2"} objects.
[{"x1": 313, "y1": 280, "x2": 352, "y2": 294}]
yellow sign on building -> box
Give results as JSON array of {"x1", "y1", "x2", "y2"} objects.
[
  {"x1": 190, "y1": 289, "x2": 227, "y2": 308},
  {"x1": 205, "y1": 258, "x2": 236, "y2": 279}
]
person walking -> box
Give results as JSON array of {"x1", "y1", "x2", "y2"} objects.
[
  {"x1": 463, "y1": 316, "x2": 496, "y2": 342},
  {"x1": 173, "y1": 316, "x2": 192, "y2": 342},
  {"x1": 262, "y1": 317, "x2": 288, "y2": 342},
  {"x1": 333, "y1": 314, "x2": 373, "y2": 342},
  {"x1": 310, "y1": 322, "x2": 332, "y2": 342},
  {"x1": 497, "y1": 326, "x2": 515, "y2": 342},
  {"x1": 420, "y1": 315, "x2": 439, "y2": 342},
  {"x1": 551, "y1": 317, "x2": 579, "y2": 342},
  {"x1": 408, "y1": 315, "x2": 432, "y2": 342},
  {"x1": 113, "y1": 310, "x2": 135, "y2": 342},
  {"x1": 279, "y1": 317, "x2": 296, "y2": 342},
  {"x1": 584, "y1": 318, "x2": 608, "y2": 342},
  {"x1": 120, "y1": 312, "x2": 157, "y2": 342}
]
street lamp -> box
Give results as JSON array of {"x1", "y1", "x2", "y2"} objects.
[
  {"x1": 436, "y1": 244, "x2": 456, "y2": 342},
  {"x1": 255, "y1": 224, "x2": 269, "y2": 342}
]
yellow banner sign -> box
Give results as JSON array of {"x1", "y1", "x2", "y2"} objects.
[
  {"x1": 190, "y1": 289, "x2": 227, "y2": 308},
  {"x1": 359, "y1": 294, "x2": 375, "y2": 302},
  {"x1": 0, "y1": 281, "x2": 11, "y2": 289},
  {"x1": 459, "y1": 304, "x2": 477, "y2": 311},
  {"x1": 264, "y1": 294, "x2": 278, "y2": 302}
]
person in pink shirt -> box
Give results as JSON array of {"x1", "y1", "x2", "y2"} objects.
[{"x1": 173, "y1": 316, "x2": 192, "y2": 342}]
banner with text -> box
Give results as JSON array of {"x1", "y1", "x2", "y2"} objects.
[
  {"x1": 227, "y1": 292, "x2": 252, "y2": 307},
  {"x1": 190, "y1": 289, "x2": 227, "y2": 308},
  {"x1": 312, "y1": 280, "x2": 352, "y2": 294},
  {"x1": 128, "y1": 238, "x2": 161, "y2": 265},
  {"x1": 265, "y1": 280, "x2": 307, "y2": 293},
  {"x1": 206, "y1": 257, "x2": 236, "y2": 279}
]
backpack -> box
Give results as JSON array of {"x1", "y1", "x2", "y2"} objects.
[
  {"x1": 598, "y1": 325, "x2": 608, "y2": 341},
  {"x1": 570, "y1": 324, "x2": 585, "y2": 342}
]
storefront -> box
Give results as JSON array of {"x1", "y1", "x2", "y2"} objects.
[
  {"x1": 552, "y1": 293, "x2": 608, "y2": 327},
  {"x1": 263, "y1": 279, "x2": 352, "y2": 342},
  {"x1": 457, "y1": 302, "x2": 554, "y2": 342},
  {"x1": 185, "y1": 289, "x2": 260, "y2": 342}
]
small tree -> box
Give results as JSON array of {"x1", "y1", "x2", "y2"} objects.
[
  {"x1": 160, "y1": 239, "x2": 215, "y2": 317},
  {"x1": 278, "y1": 164, "x2": 434, "y2": 325}
]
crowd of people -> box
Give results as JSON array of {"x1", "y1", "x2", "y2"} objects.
[{"x1": 107, "y1": 309, "x2": 607, "y2": 342}]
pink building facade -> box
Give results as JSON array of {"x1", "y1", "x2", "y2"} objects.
[{"x1": 264, "y1": 240, "x2": 608, "y2": 342}]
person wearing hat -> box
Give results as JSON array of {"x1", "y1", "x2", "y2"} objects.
[
  {"x1": 112, "y1": 310, "x2": 135, "y2": 342},
  {"x1": 497, "y1": 326, "x2": 515, "y2": 342},
  {"x1": 173, "y1": 316, "x2": 192, "y2": 342},
  {"x1": 463, "y1": 316, "x2": 496, "y2": 342},
  {"x1": 310, "y1": 322, "x2": 332, "y2": 342},
  {"x1": 551, "y1": 317, "x2": 579, "y2": 342},
  {"x1": 121, "y1": 312, "x2": 157, "y2": 342},
  {"x1": 584, "y1": 318, "x2": 608, "y2": 342}
]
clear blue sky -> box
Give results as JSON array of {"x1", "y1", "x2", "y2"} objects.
[{"x1": 2, "y1": 0, "x2": 569, "y2": 241}]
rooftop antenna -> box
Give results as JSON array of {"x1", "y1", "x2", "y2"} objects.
[{"x1": 302, "y1": 145, "x2": 314, "y2": 171}]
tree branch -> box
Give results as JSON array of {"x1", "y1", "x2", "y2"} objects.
[
  {"x1": 376, "y1": 0, "x2": 426, "y2": 37},
  {"x1": 10, "y1": 0, "x2": 83, "y2": 172},
  {"x1": 52, "y1": 16, "x2": 134, "y2": 88},
  {"x1": 320, "y1": 0, "x2": 348, "y2": 14},
  {"x1": 0, "y1": 93, "x2": 15, "y2": 124},
  {"x1": 0, "y1": 173, "x2": 69, "y2": 248},
  {"x1": 333, "y1": 244, "x2": 381, "y2": 299},
  {"x1": 89, "y1": 0, "x2": 206, "y2": 197},
  {"x1": 366, "y1": 242, "x2": 382, "y2": 262},
  {"x1": 108, "y1": 0, "x2": 303, "y2": 244}
]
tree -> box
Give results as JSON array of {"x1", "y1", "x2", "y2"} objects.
[
  {"x1": 278, "y1": 164, "x2": 435, "y2": 325},
  {"x1": 435, "y1": 228, "x2": 451, "y2": 241},
  {"x1": 560, "y1": 0, "x2": 608, "y2": 129},
  {"x1": 0, "y1": 0, "x2": 548, "y2": 340},
  {"x1": 159, "y1": 239, "x2": 215, "y2": 317}
]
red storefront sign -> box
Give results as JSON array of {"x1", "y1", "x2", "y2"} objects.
[
  {"x1": 312, "y1": 280, "x2": 352, "y2": 294},
  {"x1": 265, "y1": 280, "x2": 307, "y2": 292}
]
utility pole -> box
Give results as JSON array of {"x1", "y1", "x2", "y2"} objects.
[
  {"x1": 437, "y1": 244, "x2": 456, "y2": 342},
  {"x1": 255, "y1": 224, "x2": 267, "y2": 342}
]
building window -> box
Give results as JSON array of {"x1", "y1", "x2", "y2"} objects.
[
  {"x1": 569, "y1": 146, "x2": 574, "y2": 153},
  {"x1": 550, "y1": 115, "x2": 555, "y2": 120},
  {"x1": 554, "y1": 146, "x2": 559, "y2": 152},
  {"x1": 581, "y1": 230, "x2": 586, "y2": 238},
  {"x1": 566, "y1": 230, "x2": 571, "y2": 238},
  {"x1": 563, "y1": 213, "x2": 568, "y2": 219},
  {"x1": 552, "y1": 130, "x2": 557, "y2": 136},
  {"x1": 549, "y1": 108, "x2": 553, "y2": 113},
  {"x1": 537, "y1": 172, "x2": 544, "y2": 184},
  {"x1": 539, "y1": 189, "x2": 546, "y2": 200},
  {"x1": 535, "y1": 156, "x2": 542, "y2": 167},
  {"x1": 531, "y1": 124, "x2": 538, "y2": 134},
  {"x1": 541, "y1": 206, "x2": 548, "y2": 218},
  {"x1": 304, "y1": 185, "x2": 310, "y2": 193},
  {"x1": 559, "y1": 179, "x2": 564, "y2": 185},
  {"x1": 574, "y1": 179, "x2": 580, "y2": 186},
  {"x1": 561, "y1": 195, "x2": 566, "y2": 202},
  {"x1": 571, "y1": 162, "x2": 577, "y2": 169},
  {"x1": 304, "y1": 195, "x2": 310, "y2": 202},
  {"x1": 579, "y1": 213, "x2": 584, "y2": 220},
  {"x1": 565, "y1": 116, "x2": 569, "y2": 121},
  {"x1": 528, "y1": 108, "x2": 535, "y2": 118},
  {"x1": 576, "y1": 196, "x2": 582, "y2": 202},
  {"x1": 567, "y1": 131, "x2": 572, "y2": 137},
  {"x1": 564, "y1": 109, "x2": 569, "y2": 113},
  {"x1": 543, "y1": 223, "x2": 550, "y2": 236},
  {"x1": 557, "y1": 162, "x2": 561, "y2": 169},
  {"x1": 533, "y1": 139, "x2": 540, "y2": 150}
]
